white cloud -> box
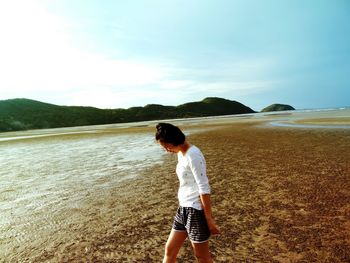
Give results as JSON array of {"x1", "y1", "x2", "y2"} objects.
[
  {"x1": 0, "y1": 1, "x2": 165, "y2": 98},
  {"x1": 159, "y1": 80, "x2": 196, "y2": 90},
  {"x1": 0, "y1": 1, "x2": 275, "y2": 108}
]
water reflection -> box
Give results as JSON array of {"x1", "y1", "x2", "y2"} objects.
[{"x1": 0, "y1": 130, "x2": 164, "y2": 260}]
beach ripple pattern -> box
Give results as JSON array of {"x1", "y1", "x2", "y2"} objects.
[{"x1": 0, "y1": 130, "x2": 164, "y2": 262}]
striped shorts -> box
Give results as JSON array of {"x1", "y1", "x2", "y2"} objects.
[{"x1": 172, "y1": 206, "x2": 210, "y2": 243}]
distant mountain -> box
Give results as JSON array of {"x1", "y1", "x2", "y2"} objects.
[
  {"x1": 0, "y1": 97, "x2": 255, "y2": 132},
  {"x1": 261, "y1": 104, "x2": 295, "y2": 112},
  {"x1": 178, "y1": 97, "x2": 255, "y2": 116}
]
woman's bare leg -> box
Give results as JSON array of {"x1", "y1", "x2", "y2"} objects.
[
  {"x1": 191, "y1": 241, "x2": 213, "y2": 263},
  {"x1": 163, "y1": 229, "x2": 188, "y2": 263}
]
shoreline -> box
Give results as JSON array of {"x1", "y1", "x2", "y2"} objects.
[
  {"x1": 267, "y1": 121, "x2": 350, "y2": 129},
  {"x1": 1, "y1": 107, "x2": 349, "y2": 142}
]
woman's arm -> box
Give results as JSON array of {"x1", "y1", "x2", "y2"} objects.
[
  {"x1": 200, "y1": 194, "x2": 220, "y2": 235},
  {"x1": 188, "y1": 153, "x2": 220, "y2": 234}
]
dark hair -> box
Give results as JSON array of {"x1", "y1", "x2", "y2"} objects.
[{"x1": 155, "y1": 123, "x2": 185, "y2": 146}]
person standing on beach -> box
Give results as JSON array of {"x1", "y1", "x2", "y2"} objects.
[{"x1": 155, "y1": 123, "x2": 220, "y2": 263}]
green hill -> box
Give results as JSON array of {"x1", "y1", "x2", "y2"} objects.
[
  {"x1": 0, "y1": 97, "x2": 255, "y2": 132},
  {"x1": 178, "y1": 97, "x2": 254, "y2": 116},
  {"x1": 261, "y1": 104, "x2": 295, "y2": 112}
]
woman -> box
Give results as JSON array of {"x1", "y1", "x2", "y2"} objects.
[{"x1": 155, "y1": 123, "x2": 220, "y2": 263}]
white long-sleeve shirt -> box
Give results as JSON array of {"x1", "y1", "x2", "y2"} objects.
[{"x1": 176, "y1": 145, "x2": 211, "y2": 210}]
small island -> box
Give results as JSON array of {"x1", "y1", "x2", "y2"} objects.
[{"x1": 261, "y1": 104, "x2": 295, "y2": 112}]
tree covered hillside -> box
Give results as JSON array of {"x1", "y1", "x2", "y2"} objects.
[{"x1": 0, "y1": 97, "x2": 255, "y2": 132}]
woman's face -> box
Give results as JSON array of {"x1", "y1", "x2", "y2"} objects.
[{"x1": 158, "y1": 141, "x2": 179, "y2": 153}]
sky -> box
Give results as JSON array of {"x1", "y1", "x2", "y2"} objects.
[{"x1": 0, "y1": 0, "x2": 349, "y2": 111}]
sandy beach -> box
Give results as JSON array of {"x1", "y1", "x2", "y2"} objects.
[{"x1": 3, "y1": 112, "x2": 350, "y2": 262}]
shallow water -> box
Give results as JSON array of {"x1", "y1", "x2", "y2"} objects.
[
  {"x1": 0, "y1": 129, "x2": 165, "y2": 260},
  {"x1": 268, "y1": 121, "x2": 350, "y2": 129},
  {"x1": 261, "y1": 108, "x2": 350, "y2": 129}
]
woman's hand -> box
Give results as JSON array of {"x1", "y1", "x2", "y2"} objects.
[
  {"x1": 199, "y1": 194, "x2": 220, "y2": 235},
  {"x1": 206, "y1": 217, "x2": 220, "y2": 235}
]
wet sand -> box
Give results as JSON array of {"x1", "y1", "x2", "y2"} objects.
[{"x1": 4, "y1": 116, "x2": 350, "y2": 262}]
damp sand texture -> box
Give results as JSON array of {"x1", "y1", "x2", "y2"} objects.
[{"x1": 1, "y1": 119, "x2": 350, "y2": 262}]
